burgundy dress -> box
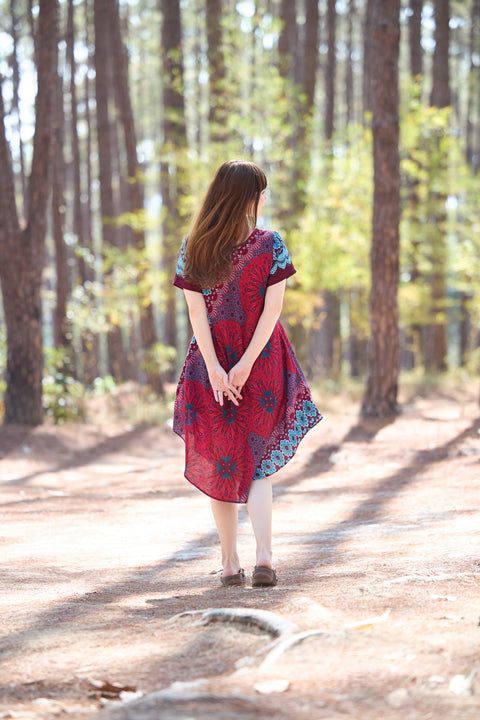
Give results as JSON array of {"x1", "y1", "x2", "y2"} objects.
[{"x1": 173, "y1": 228, "x2": 322, "y2": 503}]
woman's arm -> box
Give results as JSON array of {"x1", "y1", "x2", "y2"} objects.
[
  {"x1": 228, "y1": 280, "x2": 286, "y2": 391},
  {"x1": 183, "y1": 289, "x2": 241, "y2": 406}
]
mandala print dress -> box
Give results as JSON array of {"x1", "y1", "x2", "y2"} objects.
[{"x1": 173, "y1": 228, "x2": 322, "y2": 503}]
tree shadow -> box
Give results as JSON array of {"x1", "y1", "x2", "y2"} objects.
[
  {"x1": 1, "y1": 413, "x2": 478, "y2": 689},
  {"x1": 276, "y1": 414, "x2": 397, "y2": 494},
  {"x1": 287, "y1": 414, "x2": 480, "y2": 581},
  {"x1": 1, "y1": 423, "x2": 179, "y2": 487}
]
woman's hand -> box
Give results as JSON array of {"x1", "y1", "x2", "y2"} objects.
[
  {"x1": 208, "y1": 363, "x2": 242, "y2": 406},
  {"x1": 227, "y1": 359, "x2": 252, "y2": 396}
]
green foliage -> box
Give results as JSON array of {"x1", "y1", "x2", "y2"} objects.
[
  {"x1": 141, "y1": 342, "x2": 177, "y2": 378},
  {"x1": 285, "y1": 127, "x2": 373, "y2": 329},
  {"x1": 2, "y1": 0, "x2": 480, "y2": 404},
  {"x1": 92, "y1": 375, "x2": 117, "y2": 394},
  {"x1": 400, "y1": 83, "x2": 480, "y2": 333},
  {"x1": 42, "y1": 348, "x2": 86, "y2": 423}
]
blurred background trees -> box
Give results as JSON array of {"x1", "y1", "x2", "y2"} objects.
[{"x1": 0, "y1": 0, "x2": 479, "y2": 425}]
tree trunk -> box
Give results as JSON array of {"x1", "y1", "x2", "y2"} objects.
[
  {"x1": 94, "y1": 0, "x2": 125, "y2": 382},
  {"x1": 459, "y1": 292, "x2": 472, "y2": 367},
  {"x1": 276, "y1": 0, "x2": 299, "y2": 234},
  {"x1": 82, "y1": 0, "x2": 100, "y2": 384},
  {"x1": 430, "y1": 0, "x2": 450, "y2": 109},
  {"x1": 403, "y1": 0, "x2": 424, "y2": 371},
  {"x1": 304, "y1": 0, "x2": 319, "y2": 111},
  {"x1": 51, "y1": 71, "x2": 70, "y2": 352},
  {"x1": 466, "y1": 0, "x2": 480, "y2": 172},
  {"x1": 66, "y1": 0, "x2": 98, "y2": 383},
  {"x1": 278, "y1": 0, "x2": 297, "y2": 81},
  {"x1": 362, "y1": 0, "x2": 375, "y2": 119},
  {"x1": 206, "y1": 0, "x2": 228, "y2": 144},
  {"x1": 425, "y1": 0, "x2": 450, "y2": 373},
  {"x1": 325, "y1": 0, "x2": 336, "y2": 140},
  {"x1": 348, "y1": 288, "x2": 368, "y2": 378},
  {"x1": 108, "y1": 0, "x2": 162, "y2": 393},
  {"x1": 9, "y1": 0, "x2": 27, "y2": 217},
  {"x1": 309, "y1": 1, "x2": 340, "y2": 379},
  {"x1": 308, "y1": 291, "x2": 341, "y2": 379},
  {"x1": 408, "y1": 0, "x2": 423, "y2": 79},
  {"x1": 345, "y1": 0, "x2": 355, "y2": 126},
  {"x1": 67, "y1": 0, "x2": 87, "y2": 284},
  {"x1": 0, "y1": 0, "x2": 58, "y2": 426},
  {"x1": 160, "y1": 0, "x2": 187, "y2": 357},
  {"x1": 361, "y1": 0, "x2": 401, "y2": 418}
]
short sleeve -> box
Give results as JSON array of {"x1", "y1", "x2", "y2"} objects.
[
  {"x1": 173, "y1": 238, "x2": 202, "y2": 293},
  {"x1": 266, "y1": 231, "x2": 296, "y2": 286}
]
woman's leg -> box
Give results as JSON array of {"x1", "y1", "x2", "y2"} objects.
[
  {"x1": 210, "y1": 499, "x2": 241, "y2": 577},
  {"x1": 247, "y1": 478, "x2": 273, "y2": 569}
]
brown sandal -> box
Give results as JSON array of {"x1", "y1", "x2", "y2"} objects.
[
  {"x1": 220, "y1": 569, "x2": 245, "y2": 587},
  {"x1": 252, "y1": 566, "x2": 277, "y2": 587}
]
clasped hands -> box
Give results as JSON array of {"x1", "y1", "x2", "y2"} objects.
[{"x1": 208, "y1": 360, "x2": 251, "y2": 407}]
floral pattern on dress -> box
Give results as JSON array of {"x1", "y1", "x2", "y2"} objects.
[{"x1": 173, "y1": 227, "x2": 322, "y2": 503}]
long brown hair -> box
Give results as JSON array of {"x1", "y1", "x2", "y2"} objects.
[{"x1": 183, "y1": 160, "x2": 267, "y2": 288}]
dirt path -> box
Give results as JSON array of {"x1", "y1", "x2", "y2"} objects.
[{"x1": 1, "y1": 386, "x2": 479, "y2": 719}]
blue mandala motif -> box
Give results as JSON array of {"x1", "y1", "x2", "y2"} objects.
[
  {"x1": 280, "y1": 439, "x2": 293, "y2": 456},
  {"x1": 269, "y1": 232, "x2": 293, "y2": 277},
  {"x1": 261, "y1": 459, "x2": 276, "y2": 475},
  {"x1": 303, "y1": 400, "x2": 318, "y2": 417},
  {"x1": 288, "y1": 430, "x2": 298, "y2": 445},
  {"x1": 296, "y1": 410, "x2": 308, "y2": 427}
]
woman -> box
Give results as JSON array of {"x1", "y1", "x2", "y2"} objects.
[{"x1": 173, "y1": 160, "x2": 322, "y2": 587}]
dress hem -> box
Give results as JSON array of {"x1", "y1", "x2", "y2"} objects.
[{"x1": 173, "y1": 415, "x2": 322, "y2": 504}]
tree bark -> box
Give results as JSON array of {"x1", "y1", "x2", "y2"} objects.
[
  {"x1": 51, "y1": 71, "x2": 70, "y2": 352},
  {"x1": 430, "y1": 0, "x2": 450, "y2": 109},
  {"x1": 308, "y1": 0, "x2": 341, "y2": 379},
  {"x1": 362, "y1": 0, "x2": 375, "y2": 118},
  {"x1": 345, "y1": 0, "x2": 355, "y2": 126},
  {"x1": 278, "y1": 0, "x2": 297, "y2": 81},
  {"x1": 466, "y1": 0, "x2": 480, "y2": 172},
  {"x1": 160, "y1": 0, "x2": 187, "y2": 355},
  {"x1": 425, "y1": 0, "x2": 450, "y2": 373},
  {"x1": 308, "y1": 292, "x2": 341, "y2": 379},
  {"x1": 0, "y1": 0, "x2": 58, "y2": 425},
  {"x1": 408, "y1": 0, "x2": 423, "y2": 79},
  {"x1": 66, "y1": 0, "x2": 98, "y2": 383},
  {"x1": 325, "y1": 0, "x2": 336, "y2": 140},
  {"x1": 361, "y1": 0, "x2": 401, "y2": 418},
  {"x1": 304, "y1": 0, "x2": 319, "y2": 111},
  {"x1": 67, "y1": 0, "x2": 87, "y2": 284},
  {"x1": 206, "y1": 0, "x2": 228, "y2": 143},
  {"x1": 9, "y1": 0, "x2": 27, "y2": 217},
  {"x1": 108, "y1": 0, "x2": 162, "y2": 393},
  {"x1": 94, "y1": 0, "x2": 125, "y2": 382}
]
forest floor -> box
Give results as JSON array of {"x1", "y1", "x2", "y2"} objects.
[{"x1": 0, "y1": 381, "x2": 479, "y2": 720}]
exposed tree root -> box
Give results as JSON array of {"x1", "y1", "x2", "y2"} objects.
[
  {"x1": 175, "y1": 607, "x2": 299, "y2": 637},
  {"x1": 95, "y1": 691, "x2": 260, "y2": 720},
  {"x1": 174, "y1": 606, "x2": 392, "y2": 671},
  {"x1": 258, "y1": 628, "x2": 346, "y2": 669}
]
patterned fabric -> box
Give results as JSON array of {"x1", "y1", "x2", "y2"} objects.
[{"x1": 173, "y1": 227, "x2": 322, "y2": 503}]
